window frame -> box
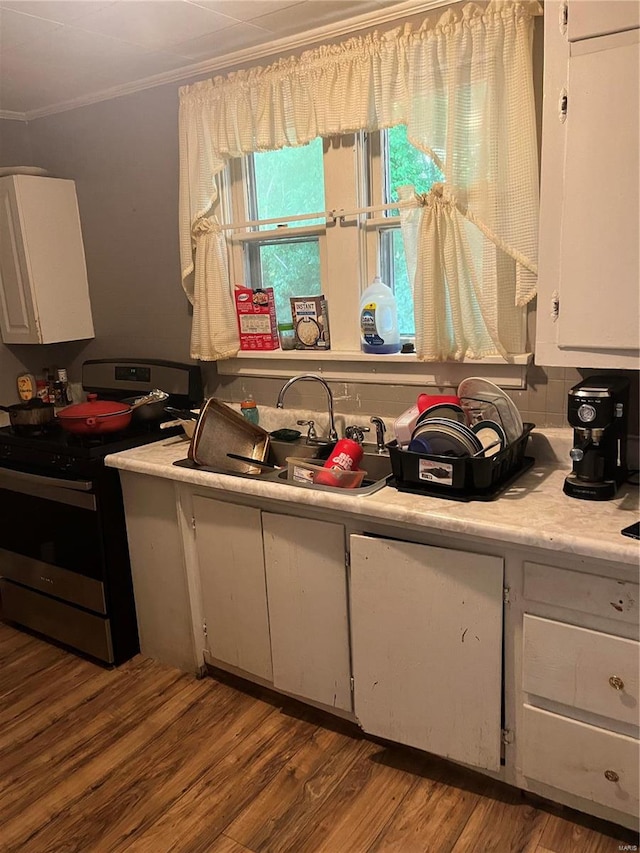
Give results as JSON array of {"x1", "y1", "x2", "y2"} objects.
[{"x1": 216, "y1": 131, "x2": 530, "y2": 389}]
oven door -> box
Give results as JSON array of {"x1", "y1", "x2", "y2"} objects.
[
  {"x1": 0, "y1": 467, "x2": 107, "y2": 614},
  {"x1": 0, "y1": 466, "x2": 117, "y2": 662}
]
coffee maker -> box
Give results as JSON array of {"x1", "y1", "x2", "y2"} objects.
[{"x1": 564, "y1": 376, "x2": 630, "y2": 500}]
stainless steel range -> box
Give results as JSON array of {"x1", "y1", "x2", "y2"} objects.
[{"x1": 0, "y1": 359, "x2": 202, "y2": 665}]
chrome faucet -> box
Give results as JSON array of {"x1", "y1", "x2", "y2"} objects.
[
  {"x1": 370, "y1": 416, "x2": 387, "y2": 452},
  {"x1": 276, "y1": 374, "x2": 338, "y2": 442}
]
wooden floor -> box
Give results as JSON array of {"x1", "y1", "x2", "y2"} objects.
[{"x1": 0, "y1": 623, "x2": 637, "y2": 853}]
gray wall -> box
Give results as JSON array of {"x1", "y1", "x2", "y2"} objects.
[
  {"x1": 0, "y1": 118, "x2": 31, "y2": 164},
  {"x1": 0, "y1": 14, "x2": 637, "y2": 439}
]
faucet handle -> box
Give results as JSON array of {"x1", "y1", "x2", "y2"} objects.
[
  {"x1": 297, "y1": 419, "x2": 317, "y2": 442},
  {"x1": 345, "y1": 425, "x2": 370, "y2": 443}
]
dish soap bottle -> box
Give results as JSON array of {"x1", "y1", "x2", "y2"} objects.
[
  {"x1": 359, "y1": 276, "x2": 401, "y2": 354},
  {"x1": 240, "y1": 397, "x2": 259, "y2": 425}
]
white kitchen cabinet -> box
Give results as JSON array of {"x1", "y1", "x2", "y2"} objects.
[
  {"x1": 119, "y1": 472, "x2": 197, "y2": 673},
  {"x1": 535, "y1": 2, "x2": 639, "y2": 369},
  {"x1": 262, "y1": 513, "x2": 351, "y2": 711},
  {"x1": 193, "y1": 496, "x2": 272, "y2": 681},
  {"x1": 192, "y1": 496, "x2": 351, "y2": 709},
  {"x1": 349, "y1": 534, "x2": 504, "y2": 772},
  {"x1": 0, "y1": 175, "x2": 94, "y2": 344},
  {"x1": 567, "y1": 0, "x2": 640, "y2": 41},
  {"x1": 518, "y1": 559, "x2": 640, "y2": 827}
]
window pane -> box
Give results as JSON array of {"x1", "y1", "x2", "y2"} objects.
[
  {"x1": 253, "y1": 139, "x2": 325, "y2": 229},
  {"x1": 386, "y1": 124, "x2": 444, "y2": 215},
  {"x1": 380, "y1": 229, "x2": 414, "y2": 337},
  {"x1": 378, "y1": 125, "x2": 444, "y2": 338},
  {"x1": 251, "y1": 238, "x2": 321, "y2": 324}
]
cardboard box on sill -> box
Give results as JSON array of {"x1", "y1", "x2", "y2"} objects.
[
  {"x1": 290, "y1": 295, "x2": 331, "y2": 350},
  {"x1": 235, "y1": 287, "x2": 279, "y2": 351}
]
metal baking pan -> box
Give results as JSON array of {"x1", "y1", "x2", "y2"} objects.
[{"x1": 188, "y1": 398, "x2": 270, "y2": 474}]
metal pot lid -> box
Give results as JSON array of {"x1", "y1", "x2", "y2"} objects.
[{"x1": 56, "y1": 393, "x2": 131, "y2": 419}]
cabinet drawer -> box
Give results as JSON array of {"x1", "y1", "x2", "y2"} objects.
[
  {"x1": 521, "y1": 704, "x2": 639, "y2": 816},
  {"x1": 523, "y1": 562, "x2": 639, "y2": 627},
  {"x1": 523, "y1": 615, "x2": 639, "y2": 727}
]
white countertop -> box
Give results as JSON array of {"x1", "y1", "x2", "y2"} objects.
[{"x1": 105, "y1": 429, "x2": 639, "y2": 568}]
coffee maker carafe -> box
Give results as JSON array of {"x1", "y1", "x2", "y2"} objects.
[{"x1": 564, "y1": 376, "x2": 630, "y2": 500}]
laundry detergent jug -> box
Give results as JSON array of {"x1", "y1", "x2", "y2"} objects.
[{"x1": 359, "y1": 276, "x2": 401, "y2": 354}]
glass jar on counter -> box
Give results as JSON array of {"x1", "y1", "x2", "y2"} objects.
[{"x1": 277, "y1": 322, "x2": 296, "y2": 351}]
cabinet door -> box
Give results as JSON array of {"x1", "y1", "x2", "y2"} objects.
[
  {"x1": 567, "y1": 0, "x2": 640, "y2": 42},
  {"x1": 536, "y1": 5, "x2": 639, "y2": 368},
  {"x1": 350, "y1": 534, "x2": 504, "y2": 771},
  {"x1": 0, "y1": 178, "x2": 38, "y2": 343},
  {"x1": 262, "y1": 513, "x2": 351, "y2": 711},
  {"x1": 193, "y1": 496, "x2": 272, "y2": 681},
  {"x1": 557, "y1": 30, "x2": 639, "y2": 353},
  {"x1": 0, "y1": 176, "x2": 94, "y2": 344}
]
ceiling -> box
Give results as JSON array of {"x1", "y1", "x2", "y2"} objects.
[{"x1": 0, "y1": 0, "x2": 415, "y2": 117}]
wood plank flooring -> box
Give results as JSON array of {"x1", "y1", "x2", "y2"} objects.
[{"x1": 0, "y1": 622, "x2": 637, "y2": 853}]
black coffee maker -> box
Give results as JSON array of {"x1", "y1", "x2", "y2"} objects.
[{"x1": 564, "y1": 376, "x2": 630, "y2": 500}]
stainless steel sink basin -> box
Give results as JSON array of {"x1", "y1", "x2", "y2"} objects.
[
  {"x1": 265, "y1": 441, "x2": 393, "y2": 496},
  {"x1": 174, "y1": 440, "x2": 393, "y2": 496}
]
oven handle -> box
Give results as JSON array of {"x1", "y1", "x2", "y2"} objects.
[{"x1": 0, "y1": 468, "x2": 96, "y2": 510}]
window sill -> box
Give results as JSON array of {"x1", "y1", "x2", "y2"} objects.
[{"x1": 217, "y1": 349, "x2": 532, "y2": 389}]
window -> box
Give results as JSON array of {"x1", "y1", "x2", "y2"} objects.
[
  {"x1": 179, "y1": 2, "x2": 538, "y2": 373},
  {"x1": 226, "y1": 127, "x2": 443, "y2": 347},
  {"x1": 378, "y1": 125, "x2": 444, "y2": 338}
]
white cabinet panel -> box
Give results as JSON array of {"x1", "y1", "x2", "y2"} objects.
[
  {"x1": 535, "y1": 5, "x2": 639, "y2": 368},
  {"x1": 193, "y1": 496, "x2": 272, "y2": 681},
  {"x1": 0, "y1": 175, "x2": 94, "y2": 344},
  {"x1": 523, "y1": 561, "x2": 639, "y2": 627},
  {"x1": 262, "y1": 513, "x2": 351, "y2": 711},
  {"x1": 521, "y1": 704, "x2": 639, "y2": 816},
  {"x1": 350, "y1": 534, "x2": 504, "y2": 771},
  {"x1": 557, "y1": 31, "x2": 639, "y2": 351},
  {"x1": 567, "y1": 0, "x2": 640, "y2": 41},
  {"x1": 523, "y1": 614, "x2": 640, "y2": 726},
  {"x1": 119, "y1": 472, "x2": 196, "y2": 673}
]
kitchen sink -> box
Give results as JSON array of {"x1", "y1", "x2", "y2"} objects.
[{"x1": 174, "y1": 439, "x2": 393, "y2": 496}]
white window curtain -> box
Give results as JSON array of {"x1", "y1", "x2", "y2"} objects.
[{"x1": 178, "y1": 0, "x2": 541, "y2": 361}]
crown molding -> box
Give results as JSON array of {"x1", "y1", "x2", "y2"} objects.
[
  {"x1": 0, "y1": 110, "x2": 27, "y2": 121},
  {"x1": 23, "y1": 0, "x2": 451, "y2": 121}
]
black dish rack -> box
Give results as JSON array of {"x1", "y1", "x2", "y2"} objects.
[{"x1": 388, "y1": 423, "x2": 535, "y2": 502}]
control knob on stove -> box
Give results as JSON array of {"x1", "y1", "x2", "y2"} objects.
[{"x1": 0, "y1": 445, "x2": 12, "y2": 460}]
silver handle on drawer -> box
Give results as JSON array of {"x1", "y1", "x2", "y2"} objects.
[
  {"x1": 604, "y1": 769, "x2": 620, "y2": 783},
  {"x1": 608, "y1": 675, "x2": 625, "y2": 691}
]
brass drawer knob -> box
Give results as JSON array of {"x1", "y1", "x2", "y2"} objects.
[
  {"x1": 609, "y1": 675, "x2": 625, "y2": 691},
  {"x1": 604, "y1": 769, "x2": 620, "y2": 783}
]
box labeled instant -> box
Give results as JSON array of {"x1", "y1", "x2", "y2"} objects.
[
  {"x1": 290, "y1": 295, "x2": 331, "y2": 350},
  {"x1": 235, "y1": 287, "x2": 279, "y2": 350}
]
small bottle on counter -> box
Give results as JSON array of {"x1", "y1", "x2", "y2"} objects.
[
  {"x1": 55, "y1": 369, "x2": 72, "y2": 406},
  {"x1": 240, "y1": 398, "x2": 259, "y2": 425},
  {"x1": 36, "y1": 372, "x2": 49, "y2": 402},
  {"x1": 46, "y1": 370, "x2": 57, "y2": 404}
]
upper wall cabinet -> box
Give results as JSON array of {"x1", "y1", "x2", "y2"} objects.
[
  {"x1": 0, "y1": 175, "x2": 94, "y2": 344},
  {"x1": 535, "y1": 2, "x2": 639, "y2": 369}
]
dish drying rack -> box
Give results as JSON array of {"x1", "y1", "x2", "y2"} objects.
[{"x1": 388, "y1": 404, "x2": 535, "y2": 501}]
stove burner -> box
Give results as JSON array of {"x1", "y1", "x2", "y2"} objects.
[{"x1": 9, "y1": 422, "x2": 58, "y2": 438}]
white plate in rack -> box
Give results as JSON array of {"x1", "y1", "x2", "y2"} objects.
[{"x1": 0, "y1": 166, "x2": 50, "y2": 178}]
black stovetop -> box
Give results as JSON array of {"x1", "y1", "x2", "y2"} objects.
[{"x1": 0, "y1": 420, "x2": 182, "y2": 479}]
